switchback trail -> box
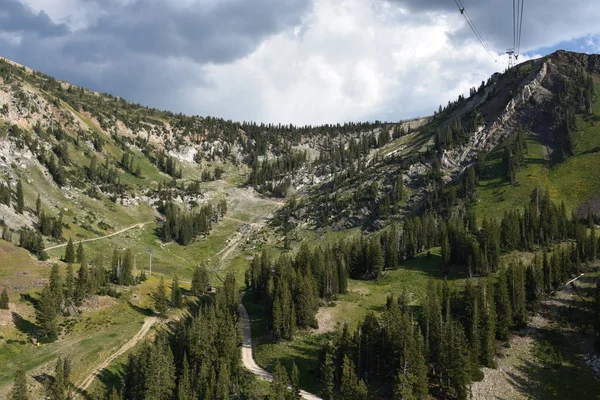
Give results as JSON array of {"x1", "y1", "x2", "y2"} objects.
[
  {"x1": 239, "y1": 295, "x2": 323, "y2": 400},
  {"x1": 45, "y1": 222, "x2": 150, "y2": 251},
  {"x1": 78, "y1": 316, "x2": 158, "y2": 394}
]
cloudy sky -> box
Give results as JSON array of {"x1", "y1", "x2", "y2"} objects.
[{"x1": 2, "y1": 0, "x2": 600, "y2": 125}]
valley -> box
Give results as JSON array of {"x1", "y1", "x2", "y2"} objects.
[{"x1": 1, "y1": 50, "x2": 600, "y2": 400}]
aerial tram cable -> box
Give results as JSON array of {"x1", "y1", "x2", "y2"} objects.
[
  {"x1": 517, "y1": 0, "x2": 525, "y2": 56},
  {"x1": 452, "y1": 0, "x2": 497, "y2": 62}
]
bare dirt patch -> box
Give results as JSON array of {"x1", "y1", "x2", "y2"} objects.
[
  {"x1": 79, "y1": 296, "x2": 117, "y2": 313},
  {"x1": 311, "y1": 308, "x2": 336, "y2": 335},
  {"x1": 0, "y1": 303, "x2": 17, "y2": 327},
  {"x1": 472, "y1": 334, "x2": 534, "y2": 400}
]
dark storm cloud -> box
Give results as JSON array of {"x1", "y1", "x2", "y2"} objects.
[
  {"x1": 0, "y1": 0, "x2": 312, "y2": 65},
  {"x1": 79, "y1": 0, "x2": 313, "y2": 63},
  {"x1": 0, "y1": 0, "x2": 68, "y2": 37}
]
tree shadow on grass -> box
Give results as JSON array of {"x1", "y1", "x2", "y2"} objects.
[
  {"x1": 12, "y1": 311, "x2": 36, "y2": 337},
  {"x1": 506, "y1": 328, "x2": 600, "y2": 399},
  {"x1": 127, "y1": 302, "x2": 154, "y2": 317}
]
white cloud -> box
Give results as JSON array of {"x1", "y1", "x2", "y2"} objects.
[
  {"x1": 181, "y1": 0, "x2": 499, "y2": 124},
  {"x1": 7, "y1": 0, "x2": 600, "y2": 125}
]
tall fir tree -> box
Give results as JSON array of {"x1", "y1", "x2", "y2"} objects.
[
  {"x1": 49, "y1": 264, "x2": 63, "y2": 314},
  {"x1": 64, "y1": 239, "x2": 75, "y2": 264},
  {"x1": 171, "y1": 275, "x2": 183, "y2": 308},
  {"x1": 36, "y1": 285, "x2": 58, "y2": 340},
  {"x1": 16, "y1": 179, "x2": 24, "y2": 214},
  {"x1": 0, "y1": 287, "x2": 9, "y2": 309},
  {"x1": 10, "y1": 364, "x2": 29, "y2": 400},
  {"x1": 35, "y1": 194, "x2": 41, "y2": 217},
  {"x1": 154, "y1": 277, "x2": 169, "y2": 315}
]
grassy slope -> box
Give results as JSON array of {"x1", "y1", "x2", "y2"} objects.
[
  {"x1": 475, "y1": 80, "x2": 600, "y2": 220},
  {"x1": 0, "y1": 244, "x2": 164, "y2": 397},
  {"x1": 248, "y1": 81, "x2": 600, "y2": 397}
]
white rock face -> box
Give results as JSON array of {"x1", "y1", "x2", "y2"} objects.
[{"x1": 169, "y1": 145, "x2": 198, "y2": 163}]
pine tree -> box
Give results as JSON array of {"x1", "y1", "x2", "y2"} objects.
[
  {"x1": 171, "y1": 275, "x2": 183, "y2": 308},
  {"x1": 270, "y1": 361, "x2": 290, "y2": 400},
  {"x1": 216, "y1": 359, "x2": 230, "y2": 400},
  {"x1": 64, "y1": 264, "x2": 75, "y2": 307},
  {"x1": 75, "y1": 264, "x2": 89, "y2": 305},
  {"x1": 10, "y1": 364, "x2": 29, "y2": 400},
  {"x1": 340, "y1": 356, "x2": 368, "y2": 400},
  {"x1": 291, "y1": 362, "x2": 302, "y2": 400},
  {"x1": 35, "y1": 194, "x2": 41, "y2": 216},
  {"x1": 36, "y1": 285, "x2": 58, "y2": 340},
  {"x1": 16, "y1": 179, "x2": 24, "y2": 214},
  {"x1": 495, "y1": 271, "x2": 512, "y2": 340},
  {"x1": 320, "y1": 346, "x2": 335, "y2": 400},
  {"x1": 441, "y1": 232, "x2": 451, "y2": 275},
  {"x1": 154, "y1": 277, "x2": 169, "y2": 315},
  {"x1": 191, "y1": 265, "x2": 209, "y2": 296},
  {"x1": 49, "y1": 264, "x2": 63, "y2": 314},
  {"x1": 76, "y1": 242, "x2": 84, "y2": 264},
  {"x1": 479, "y1": 280, "x2": 496, "y2": 367},
  {"x1": 48, "y1": 357, "x2": 71, "y2": 400},
  {"x1": 177, "y1": 353, "x2": 194, "y2": 400},
  {"x1": 64, "y1": 239, "x2": 75, "y2": 264},
  {"x1": 0, "y1": 287, "x2": 9, "y2": 309}
]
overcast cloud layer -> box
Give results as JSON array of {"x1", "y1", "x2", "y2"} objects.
[{"x1": 1, "y1": 0, "x2": 600, "y2": 125}]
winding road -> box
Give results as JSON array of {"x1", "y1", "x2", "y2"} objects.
[
  {"x1": 78, "y1": 316, "x2": 158, "y2": 393},
  {"x1": 45, "y1": 222, "x2": 150, "y2": 251},
  {"x1": 239, "y1": 296, "x2": 323, "y2": 400}
]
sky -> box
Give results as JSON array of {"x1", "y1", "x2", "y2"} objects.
[{"x1": 1, "y1": 0, "x2": 600, "y2": 125}]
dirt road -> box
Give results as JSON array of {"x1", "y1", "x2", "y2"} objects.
[
  {"x1": 77, "y1": 316, "x2": 158, "y2": 393},
  {"x1": 45, "y1": 222, "x2": 150, "y2": 251},
  {"x1": 239, "y1": 296, "x2": 322, "y2": 400}
]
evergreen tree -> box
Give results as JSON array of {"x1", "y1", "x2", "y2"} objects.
[
  {"x1": 76, "y1": 242, "x2": 84, "y2": 264},
  {"x1": 36, "y1": 285, "x2": 58, "y2": 340},
  {"x1": 171, "y1": 275, "x2": 183, "y2": 308},
  {"x1": 0, "y1": 287, "x2": 9, "y2": 309},
  {"x1": 35, "y1": 194, "x2": 41, "y2": 216},
  {"x1": 177, "y1": 353, "x2": 194, "y2": 400},
  {"x1": 48, "y1": 357, "x2": 71, "y2": 400},
  {"x1": 320, "y1": 346, "x2": 335, "y2": 400},
  {"x1": 10, "y1": 364, "x2": 29, "y2": 400},
  {"x1": 441, "y1": 232, "x2": 451, "y2": 275},
  {"x1": 291, "y1": 362, "x2": 302, "y2": 400},
  {"x1": 191, "y1": 265, "x2": 209, "y2": 296},
  {"x1": 16, "y1": 179, "x2": 24, "y2": 214},
  {"x1": 340, "y1": 356, "x2": 368, "y2": 400},
  {"x1": 49, "y1": 264, "x2": 63, "y2": 314},
  {"x1": 64, "y1": 264, "x2": 75, "y2": 307},
  {"x1": 270, "y1": 361, "x2": 291, "y2": 400},
  {"x1": 495, "y1": 271, "x2": 513, "y2": 340},
  {"x1": 154, "y1": 277, "x2": 169, "y2": 315},
  {"x1": 64, "y1": 239, "x2": 75, "y2": 264}
]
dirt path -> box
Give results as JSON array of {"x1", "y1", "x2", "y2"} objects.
[
  {"x1": 77, "y1": 316, "x2": 158, "y2": 394},
  {"x1": 239, "y1": 295, "x2": 322, "y2": 400},
  {"x1": 45, "y1": 222, "x2": 150, "y2": 251}
]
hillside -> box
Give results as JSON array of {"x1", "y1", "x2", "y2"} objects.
[{"x1": 1, "y1": 50, "x2": 600, "y2": 400}]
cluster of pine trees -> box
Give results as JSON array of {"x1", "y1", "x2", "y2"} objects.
[
  {"x1": 120, "y1": 151, "x2": 143, "y2": 177},
  {"x1": 320, "y1": 240, "x2": 594, "y2": 400},
  {"x1": 155, "y1": 150, "x2": 182, "y2": 179},
  {"x1": 502, "y1": 128, "x2": 527, "y2": 184},
  {"x1": 160, "y1": 200, "x2": 226, "y2": 245},
  {"x1": 10, "y1": 357, "x2": 73, "y2": 400},
  {"x1": 118, "y1": 273, "x2": 253, "y2": 400},
  {"x1": 35, "y1": 243, "x2": 133, "y2": 340},
  {"x1": 554, "y1": 65, "x2": 595, "y2": 158},
  {"x1": 248, "y1": 151, "x2": 307, "y2": 197},
  {"x1": 18, "y1": 227, "x2": 47, "y2": 260},
  {"x1": 246, "y1": 244, "x2": 348, "y2": 339}
]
